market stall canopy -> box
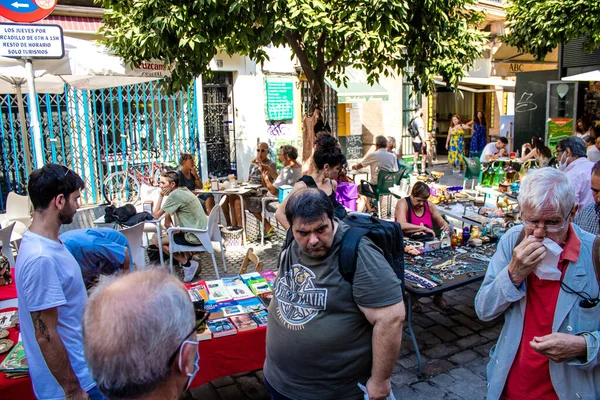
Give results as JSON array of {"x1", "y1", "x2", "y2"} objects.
[
  {"x1": 561, "y1": 70, "x2": 600, "y2": 82},
  {"x1": 0, "y1": 35, "x2": 171, "y2": 94},
  {"x1": 326, "y1": 68, "x2": 388, "y2": 103}
]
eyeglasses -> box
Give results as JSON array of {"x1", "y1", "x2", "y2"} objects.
[
  {"x1": 520, "y1": 206, "x2": 573, "y2": 233},
  {"x1": 256, "y1": 149, "x2": 267, "y2": 153},
  {"x1": 166, "y1": 310, "x2": 210, "y2": 366}
]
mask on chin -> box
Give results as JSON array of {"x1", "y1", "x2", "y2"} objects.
[
  {"x1": 179, "y1": 340, "x2": 200, "y2": 391},
  {"x1": 558, "y1": 153, "x2": 568, "y2": 171}
]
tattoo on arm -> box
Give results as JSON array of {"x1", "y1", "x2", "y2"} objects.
[{"x1": 31, "y1": 311, "x2": 51, "y2": 342}]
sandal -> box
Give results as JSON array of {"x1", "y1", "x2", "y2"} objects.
[
  {"x1": 263, "y1": 227, "x2": 275, "y2": 239},
  {"x1": 433, "y1": 295, "x2": 452, "y2": 312},
  {"x1": 411, "y1": 300, "x2": 422, "y2": 313}
]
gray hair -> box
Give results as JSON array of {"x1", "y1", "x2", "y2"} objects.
[
  {"x1": 557, "y1": 136, "x2": 587, "y2": 158},
  {"x1": 386, "y1": 136, "x2": 396, "y2": 147},
  {"x1": 518, "y1": 168, "x2": 575, "y2": 217},
  {"x1": 375, "y1": 135, "x2": 388, "y2": 148},
  {"x1": 83, "y1": 269, "x2": 194, "y2": 399}
]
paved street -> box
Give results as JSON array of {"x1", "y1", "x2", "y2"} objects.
[{"x1": 175, "y1": 163, "x2": 501, "y2": 400}]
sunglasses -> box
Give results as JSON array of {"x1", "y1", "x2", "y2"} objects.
[
  {"x1": 166, "y1": 310, "x2": 210, "y2": 366},
  {"x1": 256, "y1": 149, "x2": 267, "y2": 153}
]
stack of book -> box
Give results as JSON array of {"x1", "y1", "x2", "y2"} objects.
[{"x1": 186, "y1": 270, "x2": 278, "y2": 340}]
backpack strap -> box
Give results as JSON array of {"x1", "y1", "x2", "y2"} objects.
[
  {"x1": 593, "y1": 236, "x2": 600, "y2": 287},
  {"x1": 405, "y1": 197, "x2": 413, "y2": 224},
  {"x1": 338, "y1": 227, "x2": 370, "y2": 283}
]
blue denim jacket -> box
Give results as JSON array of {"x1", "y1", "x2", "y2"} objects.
[{"x1": 475, "y1": 225, "x2": 600, "y2": 400}]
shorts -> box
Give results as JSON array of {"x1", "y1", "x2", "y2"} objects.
[
  {"x1": 412, "y1": 142, "x2": 424, "y2": 153},
  {"x1": 173, "y1": 232, "x2": 197, "y2": 245}
]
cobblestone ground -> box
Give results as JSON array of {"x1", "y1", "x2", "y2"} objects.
[{"x1": 179, "y1": 162, "x2": 501, "y2": 400}]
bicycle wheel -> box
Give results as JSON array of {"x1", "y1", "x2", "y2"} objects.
[{"x1": 102, "y1": 172, "x2": 141, "y2": 204}]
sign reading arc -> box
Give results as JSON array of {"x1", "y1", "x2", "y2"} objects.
[{"x1": 0, "y1": 0, "x2": 57, "y2": 23}]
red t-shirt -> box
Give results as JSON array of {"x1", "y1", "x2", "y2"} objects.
[{"x1": 502, "y1": 226, "x2": 581, "y2": 400}]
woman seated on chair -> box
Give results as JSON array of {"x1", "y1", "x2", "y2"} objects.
[
  {"x1": 153, "y1": 171, "x2": 207, "y2": 283},
  {"x1": 520, "y1": 136, "x2": 552, "y2": 167},
  {"x1": 177, "y1": 153, "x2": 215, "y2": 214},
  {"x1": 261, "y1": 145, "x2": 302, "y2": 224},
  {"x1": 394, "y1": 182, "x2": 452, "y2": 312}
]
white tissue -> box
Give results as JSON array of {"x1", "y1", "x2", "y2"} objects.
[
  {"x1": 358, "y1": 383, "x2": 397, "y2": 400},
  {"x1": 532, "y1": 236, "x2": 563, "y2": 281}
]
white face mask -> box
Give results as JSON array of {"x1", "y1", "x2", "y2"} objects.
[
  {"x1": 558, "y1": 152, "x2": 568, "y2": 171},
  {"x1": 178, "y1": 340, "x2": 200, "y2": 391}
]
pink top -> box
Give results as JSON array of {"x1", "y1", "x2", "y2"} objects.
[{"x1": 406, "y1": 198, "x2": 433, "y2": 229}]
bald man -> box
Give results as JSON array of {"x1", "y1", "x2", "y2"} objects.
[{"x1": 83, "y1": 269, "x2": 199, "y2": 399}]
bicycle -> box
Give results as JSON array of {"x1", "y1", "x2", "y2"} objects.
[{"x1": 102, "y1": 147, "x2": 174, "y2": 204}]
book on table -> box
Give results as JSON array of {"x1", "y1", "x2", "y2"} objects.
[
  {"x1": 230, "y1": 314, "x2": 258, "y2": 332},
  {"x1": 0, "y1": 311, "x2": 17, "y2": 329},
  {"x1": 247, "y1": 278, "x2": 272, "y2": 296},
  {"x1": 196, "y1": 326, "x2": 212, "y2": 341},
  {"x1": 207, "y1": 318, "x2": 237, "y2": 338},
  {"x1": 221, "y1": 304, "x2": 246, "y2": 318},
  {"x1": 205, "y1": 280, "x2": 233, "y2": 302},
  {"x1": 237, "y1": 297, "x2": 266, "y2": 313},
  {"x1": 258, "y1": 292, "x2": 273, "y2": 309},
  {"x1": 187, "y1": 280, "x2": 209, "y2": 302},
  {"x1": 222, "y1": 276, "x2": 255, "y2": 300},
  {"x1": 0, "y1": 334, "x2": 28, "y2": 373},
  {"x1": 240, "y1": 272, "x2": 262, "y2": 285},
  {"x1": 249, "y1": 310, "x2": 268, "y2": 327},
  {"x1": 260, "y1": 270, "x2": 278, "y2": 288}
]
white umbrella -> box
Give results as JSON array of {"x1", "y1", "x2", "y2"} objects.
[
  {"x1": 561, "y1": 70, "x2": 600, "y2": 82},
  {"x1": 0, "y1": 36, "x2": 171, "y2": 166}
]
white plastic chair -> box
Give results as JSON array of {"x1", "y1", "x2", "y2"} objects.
[
  {"x1": 139, "y1": 183, "x2": 165, "y2": 265},
  {"x1": 120, "y1": 222, "x2": 146, "y2": 271},
  {"x1": 167, "y1": 196, "x2": 228, "y2": 278},
  {"x1": 0, "y1": 222, "x2": 15, "y2": 268},
  {"x1": 261, "y1": 196, "x2": 279, "y2": 246},
  {"x1": 0, "y1": 192, "x2": 32, "y2": 244}
]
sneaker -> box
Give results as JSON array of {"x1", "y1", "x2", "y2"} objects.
[{"x1": 183, "y1": 259, "x2": 200, "y2": 283}]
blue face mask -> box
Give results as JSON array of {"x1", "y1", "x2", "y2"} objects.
[{"x1": 179, "y1": 340, "x2": 200, "y2": 390}]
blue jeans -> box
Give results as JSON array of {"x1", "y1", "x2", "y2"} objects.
[
  {"x1": 264, "y1": 378, "x2": 293, "y2": 400},
  {"x1": 87, "y1": 385, "x2": 104, "y2": 400}
]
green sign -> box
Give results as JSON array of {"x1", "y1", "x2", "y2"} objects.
[
  {"x1": 547, "y1": 118, "x2": 573, "y2": 148},
  {"x1": 265, "y1": 79, "x2": 294, "y2": 120}
]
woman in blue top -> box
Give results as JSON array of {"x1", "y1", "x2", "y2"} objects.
[{"x1": 467, "y1": 111, "x2": 487, "y2": 155}]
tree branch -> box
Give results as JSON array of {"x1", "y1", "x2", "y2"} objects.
[
  {"x1": 317, "y1": 31, "x2": 327, "y2": 71},
  {"x1": 326, "y1": 42, "x2": 347, "y2": 69},
  {"x1": 285, "y1": 30, "x2": 324, "y2": 106}
]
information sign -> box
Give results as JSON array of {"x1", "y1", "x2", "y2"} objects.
[
  {"x1": 265, "y1": 79, "x2": 294, "y2": 121},
  {"x1": 0, "y1": 23, "x2": 63, "y2": 59},
  {"x1": 0, "y1": 0, "x2": 57, "y2": 23}
]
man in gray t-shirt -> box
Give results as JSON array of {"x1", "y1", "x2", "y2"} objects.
[{"x1": 264, "y1": 188, "x2": 405, "y2": 400}]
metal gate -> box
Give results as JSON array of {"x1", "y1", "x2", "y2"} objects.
[
  {"x1": 203, "y1": 72, "x2": 235, "y2": 178},
  {"x1": 0, "y1": 80, "x2": 199, "y2": 210},
  {"x1": 301, "y1": 81, "x2": 338, "y2": 137}
]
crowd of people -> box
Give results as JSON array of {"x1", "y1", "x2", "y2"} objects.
[{"x1": 9, "y1": 125, "x2": 600, "y2": 400}]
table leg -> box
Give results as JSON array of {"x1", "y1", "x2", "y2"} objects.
[
  {"x1": 403, "y1": 295, "x2": 423, "y2": 377},
  {"x1": 239, "y1": 196, "x2": 247, "y2": 247},
  {"x1": 154, "y1": 223, "x2": 164, "y2": 266}
]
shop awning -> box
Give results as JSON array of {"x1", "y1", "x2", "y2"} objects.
[
  {"x1": 326, "y1": 68, "x2": 388, "y2": 103},
  {"x1": 434, "y1": 77, "x2": 515, "y2": 93},
  {"x1": 562, "y1": 70, "x2": 600, "y2": 82}
]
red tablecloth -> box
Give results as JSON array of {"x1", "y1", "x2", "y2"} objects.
[
  {"x1": 0, "y1": 270, "x2": 17, "y2": 302},
  {"x1": 0, "y1": 305, "x2": 266, "y2": 398},
  {"x1": 0, "y1": 307, "x2": 35, "y2": 400}
]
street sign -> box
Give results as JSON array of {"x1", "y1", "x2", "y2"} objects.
[
  {"x1": 0, "y1": 23, "x2": 64, "y2": 59},
  {"x1": 0, "y1": 0, "x2": 57, "y2": 23}
]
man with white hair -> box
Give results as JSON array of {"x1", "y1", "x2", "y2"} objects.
[
  {"x1": 475, "y1": 168, "x2": 600, "y2": 400},
  {"x1": 83, "y1": 269, "x2": 201, "y2": 399},
  {"x1": 556, "y1": 136, "x2": 595, "y2": 210},
  {"x1": 352, "y1": 135, "x2": 398, "y2": 184}
]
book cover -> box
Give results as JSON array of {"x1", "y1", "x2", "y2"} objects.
[
  {"x1": 248, "y1": 279, "x2": 272, "y2": 296},
  {"x1": 188, "y1": 280, "x2": 209, "y2": 301},
  {"x1": 204, "y1": 300, "x2": 224, "y2": 320},
  {"x1": 207, "y1": 318, "x2": 237, "y2": 338},
  {"x1": 237, "y1": 297, "x2": 266, "y2": 313},
  {"x1": 258, "y1": 292, "x2": 273, "y2": 309},
  {"x1": 249, "y1": 310, "x2": 268, "y2": 327},
  {"x1": 205, "y1": 280, "x2": 233, "y2": 302},
  {"x1": 240, "y1": 272, "x2": 262, "y2": 284},
  {"x1": 221, "y1": 304, "x2": 245, "y2": 318},
  {"x1": 196, "y1": 326, "x2": 212, "y2": 341},
  {"x1": 0, "y1": 335, "x2": 28, "y2": 372},
  {"x1": 230, "y1": 314, "x2": 257, "y2": 332},
  {"x1": 260, "y1": 270, "x2": 278, "y2": 287},
  {"x1": 222, "y1": 276, "x2": 254, "y2": 300}
]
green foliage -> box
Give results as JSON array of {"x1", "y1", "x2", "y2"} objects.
[
  {"x1": 99, "y1": 0, "x2": 486, "y2": 102},
  {"x1": 505, "y1": 0, "x2": 600, "y2": 60}
]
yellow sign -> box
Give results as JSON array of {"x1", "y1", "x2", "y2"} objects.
[{"x1": 495, "y1": 63, "x2": 557, "y2": 77}]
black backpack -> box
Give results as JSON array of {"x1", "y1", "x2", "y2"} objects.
[
  {"x1": 407, "y1": 117, "x2": 419, "y2": 138},
  {"x1": 339, "y1": 214, "x2": 405, "y2": 289},
  {"x1": 282, "y1": 215, "x2": 405, "y2": 289}
]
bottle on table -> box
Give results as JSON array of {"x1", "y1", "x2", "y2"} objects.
[{"x1": 492, "y1": 162, "x2": 505, "y2": 187}]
